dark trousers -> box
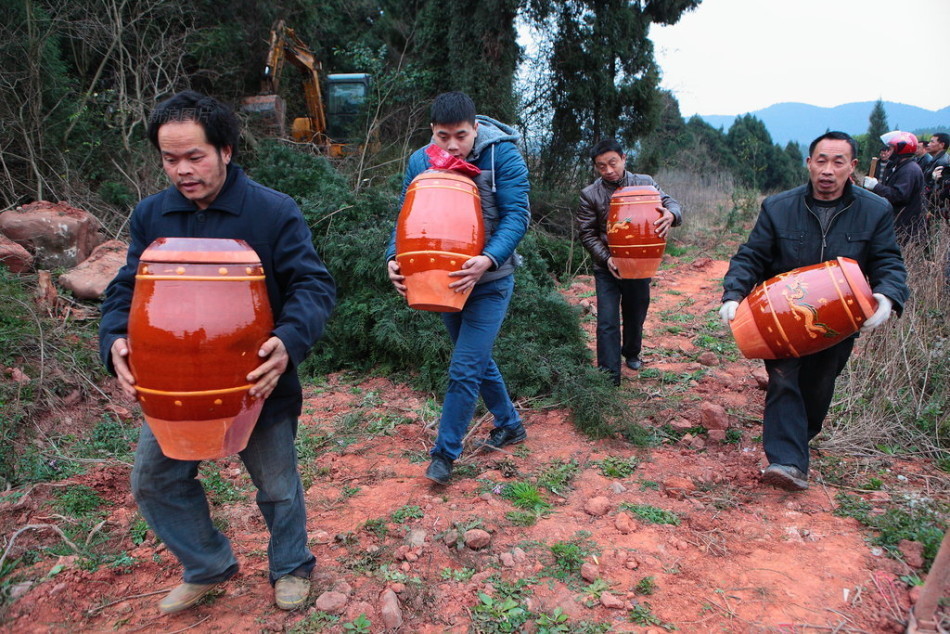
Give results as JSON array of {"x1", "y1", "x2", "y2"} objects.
[
  {"x1": 131, "y1": 413, "x2": 315, "y2": 585},
  {"x1": 762, "y1": 338, "x2": 855, "y2": 473},
  {"x1": 593, "y1": 267, "x2": 650, "y2": 383}
]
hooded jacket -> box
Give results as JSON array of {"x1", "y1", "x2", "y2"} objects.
[
  {"x1": 722, "y1": 180, "x2": 908, "y2": 314},
  {"x1": 387, "y1": 116, "x2": 530, "y2": 284}
]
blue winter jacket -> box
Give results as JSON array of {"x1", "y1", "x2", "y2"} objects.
[{"x1": 386, "y1": 116, "x2": 531, "y2": 283}]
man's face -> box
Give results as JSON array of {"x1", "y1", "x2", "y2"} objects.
[
  {"x1": 879, "y1": 147, "x2": 893, "y2": 160},
  {"x1": 157, "y1": 119, "x2": 231, "y2": 210},
  {"x1": 806, "y1": 139, "x2": 856, "y2": 201},
  {"x1": 593, "y1": 151, "x2": 626, "y2": 183},
  {"x1": 431, "y1": 121, "x2": 478, "y2": 158},
  {"x1": 928, "y1": 137, "x2": 947, "y2": 155},
  {"x1": 915, "y1": 139, "x2": 928, "y2": 157}
]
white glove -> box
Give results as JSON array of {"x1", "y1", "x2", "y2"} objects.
[
  {"x1": 861, "y1": 294, "x2": 893, "y2": 332},
  {"x1": 863, "y1": 176, "x2": 878, "y2": 189},
  {"x1": 720, "y1": 300, "x2": 739, "y2": 327}
]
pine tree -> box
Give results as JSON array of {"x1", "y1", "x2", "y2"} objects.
[
  {"x1": 861, "y1": 99, "x2": 890, "y2": 168},
  {"x1": 526, "y1": 0, "x2": 700, "y2": 185}
]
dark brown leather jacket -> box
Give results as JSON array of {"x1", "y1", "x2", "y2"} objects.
[{"x1": 577, "y1": 171, "x2": 683, "y2": 268}]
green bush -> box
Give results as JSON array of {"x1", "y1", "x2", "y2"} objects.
[{"x1": 246, "y1": 143, "x2": 628, "y2": 437}]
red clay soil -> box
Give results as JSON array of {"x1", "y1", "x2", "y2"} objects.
[{"x1": 0, "y1": 255, "x2": 943, "y2": 633}]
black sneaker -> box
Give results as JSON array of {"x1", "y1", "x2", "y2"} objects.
[
  {"x1": 476, "y1": 423, "x2": 527, "y2": 452},
  {"x1": 625, "y1": 357, "x2": 643, "y2": 371},
  {"x1": 425, "y1": 453, "x2": 454, "y2": 485}
]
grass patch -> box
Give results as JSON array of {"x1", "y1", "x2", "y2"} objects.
[
  {"x1": 536, "y1": 459, "x2": 580, "y2": 495},
  {"x1": 619, "y1": 503, "x2": 681, "y2": 526},
  {"x1": 596, "y1": 455, "x2": 639, "y2": 478},
  {"x1": 833, "y1": 492, "x2": 946, "y2": 570}
]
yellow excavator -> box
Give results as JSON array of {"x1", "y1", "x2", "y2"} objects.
[{"x1": 242, "y1": 20, "x2": 372, "y2": 157}]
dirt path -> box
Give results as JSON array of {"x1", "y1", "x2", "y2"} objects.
[{"x1": 0, "y1": 255, "x2": 934, "y2": 633}]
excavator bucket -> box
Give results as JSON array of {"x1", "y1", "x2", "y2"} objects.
[{"x1": 241, "y1": 95, "x2": 286, "y2": 138}]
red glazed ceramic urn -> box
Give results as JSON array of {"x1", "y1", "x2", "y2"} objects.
[
  {"x1": 395, "y1": 170, "x2": 484, "y2": 312},
  {"x1": 127, "y1": 237, "x2": 274, "y2": 459},
  {"x1": 730, "y1": 257, "x2": 877, "y2": 359},
  {"x1": 607, "y1": 186, "x2": 666, "y2": 279}
]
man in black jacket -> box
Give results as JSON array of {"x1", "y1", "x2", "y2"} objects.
[
  {"x1": 862, "y1": 131, "x2": 926, "y2": 245},
  {"x1": 720, "y1": 131, "x2": 908, "y2": 492},
  {"x1": 100, "y1": 91, "x2": 336, "y2": 613}
]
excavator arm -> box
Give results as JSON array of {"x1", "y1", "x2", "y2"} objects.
[{"x1": 255, "y1": 20, "x2": 328, "y2": 144}]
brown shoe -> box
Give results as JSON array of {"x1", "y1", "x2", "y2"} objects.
[
  {"x1": 275, "y1": 575, "x2": 310, "y2": 610},
  {"x1": 762, "y1": 464, "x2": 809, "y2": 491},
  {"x1": 158, "y1": 582, "x2": 220, "y2": 614}
]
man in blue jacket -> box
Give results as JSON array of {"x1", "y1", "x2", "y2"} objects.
[
  {"x1": 386, "y1": 92, "x2": 530, "y2": 485},
  {"x1": 99, "y1": 91, "x2": 336, "y2": 613},
  {"x1": 720, "y1": 131, "x2": 908, "y2": 492}
]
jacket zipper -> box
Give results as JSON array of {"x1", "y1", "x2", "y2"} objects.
[{"x1": 805, "y1": 198, "x2": 853, "y2": 261}]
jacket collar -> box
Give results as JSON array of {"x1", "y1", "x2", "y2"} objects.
[
  {"x1": 600, "y1": 171, "x2": 631, "y2": 191},
  {"x1": 160, "y1": 164, "x2": 246, "y2": 216}
]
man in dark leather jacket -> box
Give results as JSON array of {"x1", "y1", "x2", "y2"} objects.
[
  {"x1": 577, "y1": 139, "x2": 682, "y2": 386},
  {"x1": 862, "y1": 131, "x2": 926, "y2": 245},
  {"x1": 720, "y1": 131, "x2": 908, "y2": 492}
]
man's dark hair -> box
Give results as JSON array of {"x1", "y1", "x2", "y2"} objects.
[
  {"x1": 808, "y1": 131, "x2": 857, "y2": 160},
  {"x1": 147, "y1": 90, "x2": 241, "y2": 156},
  {"x1": 932, "y1": 132, "x2": 950, "y2": 149},
  {"x1": 430, "y1": 92, "x2": 477, "y2": 126},
  {"x1": 589, "y1": 139, "x2": 625, "y2": 161}
]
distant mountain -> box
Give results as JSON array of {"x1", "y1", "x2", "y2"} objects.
[{"x1": 700, "y1": 101, "x2": 949, "y2": 147}]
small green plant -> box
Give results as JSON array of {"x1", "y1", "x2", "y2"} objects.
[
  {"x1": 629, "y1": 602, "x2": 676, "y2": 629},
  {"x1": 535, "y1": 607, "x2": 570, "y2": 633},
  {"x1": 440, "y1": 567, "x2": 476, "y2": 582},
  {"x1": 596, "y1": 455, "x2": 639, "y2": 478},
  {"x1": 375, "y1": 564, "x2": 420, "y2": 585},
  {"x1": 391, "y1": 505, "x2": 424, "y2": 523},
  {"x1": 199, "y1": 464, "x2": 248, "y2": 504},
  {"x1": 342, "y1": 613, "x2": 372, "y2": 633},
  {"x1": 288, "y1": 611, "x2": 340, "y2": 633},
  {"x1": 723, "y1": 428, "x2": 743, "y2": 444},
  {"x1": 341, "y1": 485, "x2": 361, "y2": 499},
  {"x1": 639, "y1": 480, "x2": 660, "y2": 490},
  {"x1": 620, "y1": 503, "x2": 681, "y2": 526},
  {"x1": 635, "y1": 576, "x2": 657, "y2": 595},
  {"x1": 471, "y1": 592, "x2": 529, "y2": 633},
  {"x1": 52, "y1": 485, "x2": 108, "y2": 517},
  {"x1": 547, "y1": 533, "x2": 599, "y2": 580},
  {"x1": 362, "y1": 518, "x2": 389, "y2": 538},
  {"x1": 536, "y1": 459, "x2": 580, "y2": 495},
  {"x1": 581, "y1": 578, "x2": 612, "y2": 605}
]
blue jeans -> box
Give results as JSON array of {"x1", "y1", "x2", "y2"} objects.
[
  {"x1": 593, "y1": 267, "x2": 650, "y2": 383},
  {"x1": 131, "y1": 412, "x2": 315, "y2": 585},
  {"x1": 763, "y1": 338, "x2": 855, "y2": 473},
  {"x1": 433, "y1": 275, "x2": 521, "y2": 460}
]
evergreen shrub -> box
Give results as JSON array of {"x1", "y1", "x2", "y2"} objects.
[{"x1": 246, "y1": 142, "x2": 626, "y2": 437}]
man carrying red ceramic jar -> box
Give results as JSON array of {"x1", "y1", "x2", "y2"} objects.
[
  {"x1": 385, "y1": 91, "x2": 530, "y2": 486},
  {"x1": 720, "y1": 131, "x2": 908, "y2": 492},
  {"x1": 99, "y1": 91, "x2": 336, "y2": 614},
  {"x1": 576, "y1": 138, "x2": 682, "y2": 387}
]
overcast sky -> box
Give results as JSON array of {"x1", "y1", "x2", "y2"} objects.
[{"x1": 651, "y1": 0, "x2": 950, "y2": 116}]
